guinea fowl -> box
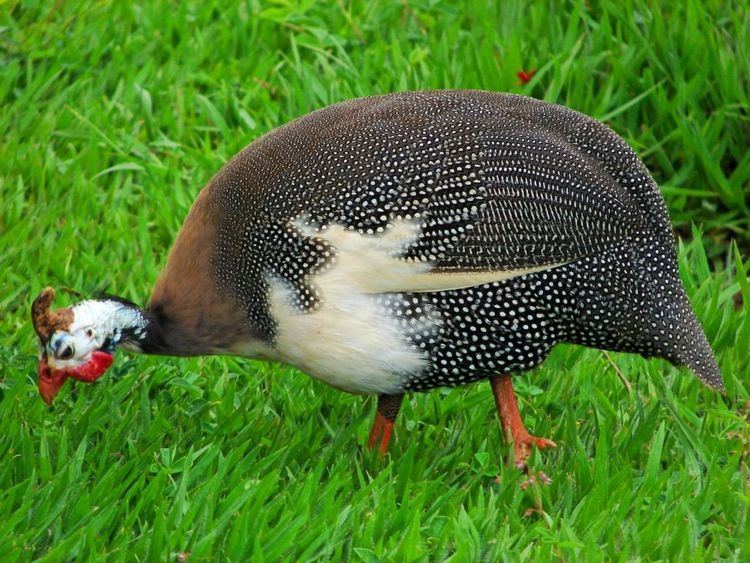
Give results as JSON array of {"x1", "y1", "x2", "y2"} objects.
[{"x1": 32, "y1": 90, "x2": 722, "y2": 472}]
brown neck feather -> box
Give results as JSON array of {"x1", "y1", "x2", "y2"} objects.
[{"x1": 146, "y1": 186, "x2": 252, "y2": 356}]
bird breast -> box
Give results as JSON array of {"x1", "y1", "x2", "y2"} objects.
[
  {"x1": 259, "y1": 219, "x2": 436, "y2": 395},
  {"x1": 240, "y1": 216, "x2": 565, "y2": 395}
]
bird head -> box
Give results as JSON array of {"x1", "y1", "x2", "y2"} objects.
[{"x1": 31, "y1": 288, "x2": 144, "y2": 404}]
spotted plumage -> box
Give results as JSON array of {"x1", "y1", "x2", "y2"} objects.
[
  {"x1": 206, "y1": 90, "x2": 720, "y2": 391},
  {"x1": 32, "y1": 90, "x2": 721, "y2": 472}
]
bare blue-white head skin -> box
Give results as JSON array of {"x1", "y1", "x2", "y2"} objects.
[{"x1": 32, "y1": 91, "x2": 722, "y2": 468}]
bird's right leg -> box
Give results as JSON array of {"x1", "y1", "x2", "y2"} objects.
[
  {"x1": 367, "y1": 393, "x2": 404, "y2": 454},
  {"x1": 489, "y1": 375, "x2": 556, "y2": 480}
]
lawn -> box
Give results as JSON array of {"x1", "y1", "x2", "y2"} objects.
[{"x1": 1, "y1": 0, "x2": 749, "y2": 560}]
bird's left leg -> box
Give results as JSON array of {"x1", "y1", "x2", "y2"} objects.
[
  {"x1": 367, "y1": 393, "x2": 404, "y2": 454},
  {"x1": 490, "y1": 375, "x2": 556, "y2": 481}
]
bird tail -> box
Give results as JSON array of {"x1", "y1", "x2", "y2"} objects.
[{"x1": 673, "y1": 294, "x2": 724, "y2": 392}]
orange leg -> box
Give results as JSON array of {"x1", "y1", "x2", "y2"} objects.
[
  {"x1": 490, "y1": 375, "x2": 556, "y2": 472},
  {"x1": 368, "y1": 394, "x2": 403, "y2": 454}
]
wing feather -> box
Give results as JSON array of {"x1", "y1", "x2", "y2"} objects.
[{"x1": 295, "y1": 108, "x2": 643, "y2": 295}]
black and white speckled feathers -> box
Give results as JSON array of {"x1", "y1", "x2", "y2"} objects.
[{"x1": 193, "y1": 90, "x2": 721, "y2": 392}]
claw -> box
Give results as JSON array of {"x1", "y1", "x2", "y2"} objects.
[
  {"x1": 520, "y1": 470, "x2": 552, "y2": 490},
  {"x1": 513, "y1": 434, "x2": 557, "y2": 468}
]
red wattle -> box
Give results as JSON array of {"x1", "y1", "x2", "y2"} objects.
[
  {"x1": 69, "y1": 351, "x2": 114, "y2": 382},
  {"x1": 38, "y1": 357, "x2": 50, "y2": 380}
]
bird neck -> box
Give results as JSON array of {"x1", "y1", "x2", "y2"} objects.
[{"x1": 138, "y1": 301, "x2": 231, "y2": 357}]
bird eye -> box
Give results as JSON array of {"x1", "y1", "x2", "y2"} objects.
[
  {"x1": 86, "y1": 329, "x2": 93, "y2": 337},
  {"x1": 60, "y1": 345, "x2": 74, "y2": 360}
]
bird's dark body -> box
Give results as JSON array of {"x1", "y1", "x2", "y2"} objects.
[{"x1": 195, "y1": 90, "x2": 719, "y2": 392}]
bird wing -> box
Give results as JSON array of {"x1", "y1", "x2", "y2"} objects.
[
  {"x1": 299, "y1": 118, "x2": 642, "y2": 295},
  {"x1": 211, "y1": 91, "x2": 649, "y2": 303}
]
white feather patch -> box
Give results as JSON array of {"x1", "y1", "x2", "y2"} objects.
[
  {"x1": 238, "y1": 218, "x2": 564, "y2": 394},
  {"x1": 267, "y1": 276, "x2": 428, "y2": 395},
  {"x1": 296, "y1": 219, "x2": 564, "y2": 293}
]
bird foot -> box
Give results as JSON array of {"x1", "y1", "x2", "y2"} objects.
[
  {"x1": 508, "y1": 434, "x2": 556, "y2": 488},
  {"x1": 489, "y1": 376, "x2": 556, "y2": 488},
  {"x1": 511, "y1": 433, "x2": 557, "y2": 470}
]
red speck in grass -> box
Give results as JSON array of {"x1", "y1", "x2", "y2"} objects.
[{"x1": 516, "y1": 69, "x2": 537, "y2": 85}]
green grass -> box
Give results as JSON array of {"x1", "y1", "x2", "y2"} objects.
[{"x1": 1, "y1": 0, "x2": 749, "y2": 560}]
